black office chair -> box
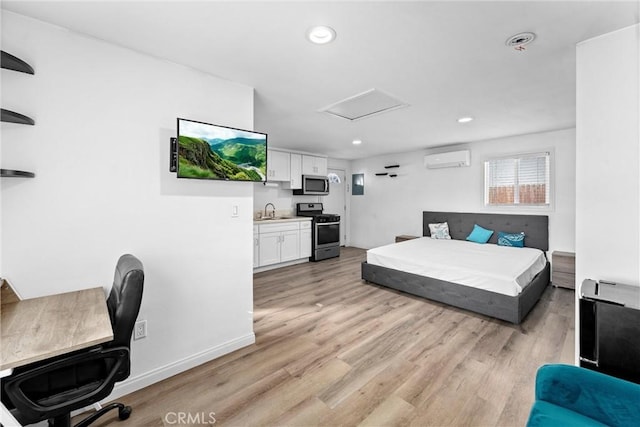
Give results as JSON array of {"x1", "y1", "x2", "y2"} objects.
[{"x1": 2, "y1": 254, "x2": 144, "y2": 427}]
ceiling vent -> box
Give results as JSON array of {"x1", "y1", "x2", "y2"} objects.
[
  {"x1": 506, "y1": 32, "x2": 536, "y2": 49},
  {"x1": 319, "y1": 88, "x2": 408, "y2": 121}
]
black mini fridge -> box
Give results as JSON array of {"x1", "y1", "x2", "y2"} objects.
[{"x1": 579, "y1": 279, "x2": 640, "y2": 384}]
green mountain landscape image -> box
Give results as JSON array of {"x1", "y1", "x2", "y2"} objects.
[{"x1": 178, "y1": 135, "x2": 266, "y2": 181}]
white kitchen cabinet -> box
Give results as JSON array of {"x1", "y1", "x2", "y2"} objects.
[
  {"x1": 300, "y1": 221, "x2": 312, "y2": 259},
  {"x1": 283, "y1": 153, "x2": 302, "y2": 190},
  {"x1": 266, "y1": 149, "x2": 290, "y2": 181},
  {"x1": 257, "y1": 221, "x2": 301, "y2": 267},
  {"x1": 302, "y1": 155, "x2": 328, "y2": 176},
  {"x1": 258, "y1": 232, "x2": 282, "y2": 266},
  {"x1": 280, "y1": 230, "x2": 300, "y2": 262}
]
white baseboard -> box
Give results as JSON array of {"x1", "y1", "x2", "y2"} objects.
[
  {"x1": 109, "y1": 332, "x2": 256, "y2": 401},
  {"x1": 70, "y1": 333, "x2": 255, "y2": 420}
]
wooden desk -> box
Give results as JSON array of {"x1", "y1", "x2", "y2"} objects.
[{"x1": 1, "y1": 287, "x2": 113, "y2": 371}]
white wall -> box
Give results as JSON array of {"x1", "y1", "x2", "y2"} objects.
[
  {"x1": 1, "y1": 11, "x2": 256, "y2": 397},
  {"x1": 350, "y1": 128, "x2": 576, "y2": 252},
  {"x1": 253, "y1": 183, "x2": 320, "y2": 217},
  {"x1": 576, "y1": 24, "x2": 640, "y2": 289}
]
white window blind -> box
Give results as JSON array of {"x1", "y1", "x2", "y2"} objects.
[{"x1": 484, "y1": 152, "x2": 550, "y2": 206}]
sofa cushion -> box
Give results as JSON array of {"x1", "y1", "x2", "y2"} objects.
[
  {"x1": 527, "y1": 401, "x2": 607, "y2": 427},
  {"x1": 534, "y1": 364, "x2": 640, "y2": 426}
]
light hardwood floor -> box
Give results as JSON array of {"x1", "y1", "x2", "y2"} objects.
[{"x1": 86, "y1": 247, "x2": 574, "y2": 426}]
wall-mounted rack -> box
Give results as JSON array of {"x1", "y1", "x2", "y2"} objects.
[
  {"x1": 1, "y1": 51, "x2": 35, "y2": 75},
  {"x1": 376, "y1": 164, "x2": 400, "y2": 178},
  {"x1": 1, "y1": 108, "x2": 35, "y2": 125},
  {"x1": 1, "y1": 51, "x2": 36, "y2": 179},
  {"x1": 1, "y1": 169, "x2": 36, "y2": 178}
]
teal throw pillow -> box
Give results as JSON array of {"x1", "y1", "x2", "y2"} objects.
[
  {"x1": 466, "y1": 224, "x2": 494, "y2": 244},
  {"x1": 498, "y1": 231, "x2": 525, "y2": 247}
]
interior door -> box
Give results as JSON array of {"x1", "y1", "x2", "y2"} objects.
[{"x1": 323, "y1": 168, "x2": 346, "y2": 245}]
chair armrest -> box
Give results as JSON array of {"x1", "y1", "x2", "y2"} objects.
[
  {"x1": 4, "y1": 346, "x2": 129, "y2": 418},
  {"x1": 535, "y1": 364, "x2": 640, "y2": 426}
]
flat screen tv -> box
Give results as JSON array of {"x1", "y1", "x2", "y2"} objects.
[{"x1": 176, "y1": 118, "x2": 267, "y2": 182}]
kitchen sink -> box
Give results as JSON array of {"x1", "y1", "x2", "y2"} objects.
[{"x1": 256, "y1": 216, "x2": 295, "y2": 221}]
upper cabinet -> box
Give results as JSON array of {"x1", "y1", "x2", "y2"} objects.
[
  {"x1": 266, "y1": 149, "x2": 290, "y2": 182},
  {"x1": 302, "y1": 155, "x2": 327, "y2": 176},
  {"x1": 283, "y1": 153, "x2": 302, "y2": 190},
  {"x1": 269, "y1": 149, "x2": 328, "y2": 189}
]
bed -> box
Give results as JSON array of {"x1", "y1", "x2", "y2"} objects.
[{"x1": 361, "y1": 211, "x2": 551, "y2": 324}]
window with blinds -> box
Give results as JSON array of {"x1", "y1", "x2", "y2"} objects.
[{"x1": 484, "y1": 152, "x2": 551, "y2": 206}]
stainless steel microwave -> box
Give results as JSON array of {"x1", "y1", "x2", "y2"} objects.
[{"x1": 293, "y1": 175, "x2": 330, "y2": 195}]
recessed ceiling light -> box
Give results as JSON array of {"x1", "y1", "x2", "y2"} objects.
[
  {"x1": 457, "y1": 117, "x2": 474, "y2": 123},
  {"x1": 306, "y1": 26, "x2": 336, "y2": 44},
  {"x1": 352, "y1": 139, "x2": 362, "y2": 145}
]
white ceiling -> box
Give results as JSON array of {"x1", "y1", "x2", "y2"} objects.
[{"x1": 3, "y1": 1, "x2": 639, "y2": 159}]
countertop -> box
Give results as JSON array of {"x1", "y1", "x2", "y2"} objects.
[{"x1": 253, "y1": 216, "x2": 312, "y2": 224}]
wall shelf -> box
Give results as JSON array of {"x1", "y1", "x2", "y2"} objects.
[
  {"x1": 1, "y1": 169, "x2": 35, "y2": 178},
  {"x1": 3, "y1": 52, "x2": 36, "y2": 178},
  {"x1": 377, "y1": 164, "x2": 400, "y2": 177},
  {"x1": 1, "y1": 109, "x2": 35, "y2": 125},
  {"x1": 1, "y1": 51, "x2": 35, "y2": 75}
]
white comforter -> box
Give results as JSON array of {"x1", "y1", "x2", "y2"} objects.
[{"x1": 366, "y1": 237, "x2": 547, "y2": 296}]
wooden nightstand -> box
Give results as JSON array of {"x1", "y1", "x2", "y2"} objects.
[
  {"x1": 552, "y1": 251, "x2": 576, "y2": 289},
  {"x1": 395, "y1": 235, "x2": 419, "y2": 243}
]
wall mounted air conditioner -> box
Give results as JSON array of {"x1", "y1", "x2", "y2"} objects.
[{"x1": 424, "y1": 150, "x2": 470, "y2": 169}]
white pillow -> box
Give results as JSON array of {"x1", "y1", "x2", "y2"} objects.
[{"x1": 429, "y1": 222, "x2": 451, "y2": 239}]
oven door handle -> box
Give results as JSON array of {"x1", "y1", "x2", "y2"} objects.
[{"x1": 316, "y1": 221, "x2": 340, "y2": 226}]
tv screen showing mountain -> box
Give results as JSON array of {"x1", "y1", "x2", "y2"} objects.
[{"x1": 176, "y1": 118, "x2": 267, "y2": 182}]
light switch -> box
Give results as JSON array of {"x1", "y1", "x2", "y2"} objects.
[{"x1": 232, "y1": 205, "x2": 239, "y2": 217}]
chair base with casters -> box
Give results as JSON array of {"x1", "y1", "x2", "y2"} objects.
[
  {"x1": 45, "y1": 402, "x2": 131, "y2": 427},
  {"x1": 527, "y1": 364, "x2": 640, "y2": 427}
]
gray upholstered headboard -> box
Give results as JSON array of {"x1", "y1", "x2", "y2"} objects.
[{"x1": 422, "y1": 211, "x2": 549, "y2": 251}]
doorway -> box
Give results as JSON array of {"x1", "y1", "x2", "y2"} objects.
[{"x1": 324, "y1": 168, "x2": 346, "y2": 246}]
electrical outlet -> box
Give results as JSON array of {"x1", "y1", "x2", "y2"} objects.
[{"x1": 134, "y1": 320, "x2": 147, "y2": 340}]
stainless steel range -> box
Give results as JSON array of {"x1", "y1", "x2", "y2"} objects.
[{"x1": 296, "y1": 203, "x2": 340, "y2": 261}]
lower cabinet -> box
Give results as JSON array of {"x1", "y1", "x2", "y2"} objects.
[
  {"x1": 300, "y1": 221, "x2": 312, "y2": 259},
  {"x1": 258, "y1": 232, "x2": 283, "y2": 266},
  {"x1": 255, "y1": 220, "x2": 311, "y2": 269}
]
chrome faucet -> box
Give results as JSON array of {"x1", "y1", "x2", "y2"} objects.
[{"x1": 264, "y1": 203, "x2": 276, "y2": 218}]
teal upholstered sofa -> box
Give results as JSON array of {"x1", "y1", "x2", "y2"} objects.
[{"x1": 527, "y1": 364, "x2": 640, "y2": 427}]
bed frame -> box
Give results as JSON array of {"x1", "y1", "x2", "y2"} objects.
[{"x1": 361, "y1": 211, "x2": 551, "y2": 324}]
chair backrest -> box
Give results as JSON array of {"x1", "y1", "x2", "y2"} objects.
[{"x1": 107, "y1": 254, "x2": 144, "y2": 348}]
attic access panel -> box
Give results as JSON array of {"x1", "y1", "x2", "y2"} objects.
[{"x1": 319, "y1": 89, "x2": 408, "y2": 121}]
